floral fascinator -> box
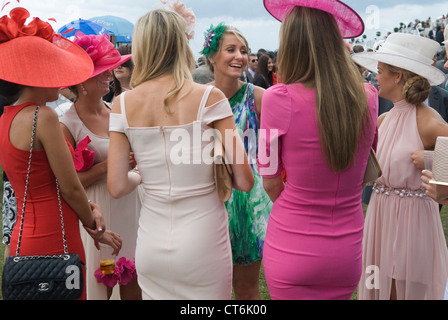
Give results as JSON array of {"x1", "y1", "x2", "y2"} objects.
[
  {"x1": 160, "y1": 0, "x2": 196, "y2": 40},
  {"x1": 0, "y1": 6, "x2": 93, "y2": 87},
  {"x1": 200, "y1": 22, "x2": 227, "y2": 58}
]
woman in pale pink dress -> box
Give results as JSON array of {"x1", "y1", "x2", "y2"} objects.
[{"x1": 353, "y1": 33, "x2": 448, "y2": 300}]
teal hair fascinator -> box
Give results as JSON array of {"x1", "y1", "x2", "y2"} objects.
[{"x1": 200, "y1": 22, "x2": 227, "y2": 58}]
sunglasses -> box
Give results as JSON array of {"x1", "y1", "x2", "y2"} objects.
[{"x1": 251, "y1": 59, "x2": 258, "y2": 63}]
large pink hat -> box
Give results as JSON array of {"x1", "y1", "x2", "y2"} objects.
[
  {"x1": 73, "y1": 32, "x2": 132, "y2": 79},
  {"x1": 263, "y1": 0, "x2": 364, "y2": 39}
]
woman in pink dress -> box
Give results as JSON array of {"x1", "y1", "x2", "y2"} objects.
[
  {"x1": 353, "y1": 33, "x2": 448, "y2": 300},
  {"x1": 258, "y1": 1, "x2": 378, "y2": 300}
]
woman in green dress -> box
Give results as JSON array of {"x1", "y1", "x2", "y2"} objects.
[{"x1": 202, "y1": 23, "x2": 273, "y2": 300}]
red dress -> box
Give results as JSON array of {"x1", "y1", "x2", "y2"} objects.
[{"x1": 0, "y1": 103, "x2": 86, "y2": 300}]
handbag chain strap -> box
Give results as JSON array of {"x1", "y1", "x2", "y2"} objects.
[{"x1": 15, "y1": 106, "x2": 69, "y2": 256}]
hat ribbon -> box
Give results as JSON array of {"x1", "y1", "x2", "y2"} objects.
[{"x1": 379, "y1": 41, "x2": 435, "y2": 65}]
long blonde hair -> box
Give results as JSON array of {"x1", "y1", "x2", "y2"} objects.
[
  {"x1": 278, "y1": 6, "x2": 371, "y2": 172},
  {"x1": 131, "y1": 9, "x2": 196, "y2": 113}
]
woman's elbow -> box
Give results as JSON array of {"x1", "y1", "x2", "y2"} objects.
[
  {"x1": 233, "y1": 171, "x2": 254, "y2": 192},
  {"x1": 108, "y1": 180, "x2": 124, "y2": 199},
  {"x1": 262, "y1": 178, "x2": 282, "y2": 196}
]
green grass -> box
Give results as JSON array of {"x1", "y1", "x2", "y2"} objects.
[{"x1": 0, "y1": 177, "x2": 446, "y2": 301}]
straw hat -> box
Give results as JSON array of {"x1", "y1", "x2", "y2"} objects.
[
  {"x1": 263, "y1": 0, "x2": 364, "y2": 39},
  {"x1": 352, "y1": 33, "x2": 445, "y2": 86},
  {"x1": 73, "y1": 32, "x2": 132, "y2": 79},
  {"x1": 0, "y1": 8, "x2": 94, "y2": 88}
]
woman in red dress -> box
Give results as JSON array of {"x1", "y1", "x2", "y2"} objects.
[{"x1": 0, "y1": 7, "x2": 121, "y2": 300}]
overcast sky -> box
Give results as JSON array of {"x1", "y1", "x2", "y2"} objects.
[{"x1": 3, "y1": 0, "x2": 448, "y2": 57}]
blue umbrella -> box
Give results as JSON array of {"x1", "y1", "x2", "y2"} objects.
[
  {"x1": 57, "y1": 19, "x2": 111, "y2": 38},
  {"x1": 89, "y1": 15, "x2": 134, "y2": 43}
]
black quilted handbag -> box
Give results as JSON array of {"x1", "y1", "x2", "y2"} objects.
[{"x1": 1, "y1": 106, "x2": 84, "y2": 300}]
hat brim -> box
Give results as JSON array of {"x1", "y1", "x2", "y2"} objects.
[
  {"x1": 352, "y1": 52, "x2": 446, "y2": 86},
  {"x1": 0, "y1": 36, "x2": 94, "y2": 88},
  {"x1": 263, "y1": 0, "x2": 365, "y2": 39},
  {"x1": 90, "y1": 54, "x2": 132, "y2": 79}
]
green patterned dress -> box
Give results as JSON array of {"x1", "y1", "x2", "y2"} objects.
[{"x1": 226, "y1": 83, "x2": 273, "y2": 265}]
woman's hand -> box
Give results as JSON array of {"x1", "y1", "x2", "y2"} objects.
[
  {"x1": 421, "y1": 170, "x2": 448, "y2": 205},
  {"x1": 98, "y1": 231, "x2": 122, "y2": 256},
  {"x1": 421, "y1": 170, "x2": 436, "y2": 199},
  {"x1": 83, "y1": 227, "x2": 122, "y2": 256},
  {"x1": 411, "y1": 150, "x2": 425, "y2": 170},
  {"x1": 89, "y1": 201, "x2": 105, "y2": 234}
]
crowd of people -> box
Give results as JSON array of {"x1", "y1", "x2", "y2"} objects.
[{"x1": 1, "y1": 0, "x2": 448, "y2": 301}]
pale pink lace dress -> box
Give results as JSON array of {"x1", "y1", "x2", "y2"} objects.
[{"x1": 358, "y1": 100, "x2": 448, "y2": 300}]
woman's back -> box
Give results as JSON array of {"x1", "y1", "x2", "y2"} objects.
[
  {"x1": 113, "y1": 81, "x2": 231, "y2": 199},
  {"x1": 124, "y1": 78, "x2": 217, "y2": 127},
  {"x1": 0, "y1": 104, "x2": 85, "y2": 264},
  {"x1": 110, "y1": 84, "x2": 235, "y2": 299},
  {"x1": 260, "y1": 82, "x2": 378, "y2": 299}
]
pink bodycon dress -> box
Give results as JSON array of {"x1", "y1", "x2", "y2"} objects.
[{"x1": 258, "y1": 83, "x2": 378, "y2": 300}]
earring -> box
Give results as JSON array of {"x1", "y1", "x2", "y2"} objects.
[{"x1": 80, "y1": 83, "x2": 88, "y2": 96}]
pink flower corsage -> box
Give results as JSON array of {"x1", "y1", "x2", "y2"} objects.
[
  {"x1": 94, "y1": 268, "x2": 119, "y2": 288},
  {"x1": 74, "y1": 136, "x2": 95, "y2": 172},
  {"x1": 115, "y1": 257, "x2": 137, "y2": 286},
  {"x1": 94, "y1": 257, "x2": 137, "y2": 288}
]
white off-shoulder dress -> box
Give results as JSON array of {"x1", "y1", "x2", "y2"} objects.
[{"x1": 109, "y1": 86, "x2": 234, "y2": 300}]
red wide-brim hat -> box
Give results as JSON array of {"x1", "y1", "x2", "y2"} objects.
[
  {"x1": 0, "y1": 35, "x2": 94, "y2": 87},
  {"x1": 263, "y1": 0, "x2": 365, "y2": 39}
]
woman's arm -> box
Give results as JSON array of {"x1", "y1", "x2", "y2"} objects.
[
  {"x1": 253, "y1": 85, "x2": 265, "y2": 119},
  {"x1": 213, "y1": 115, "x2": 254, "y2": 192},
  {"x1": 418, "y1": 105, "x2": 448, "y2": 149},
  {"x1": 37, "y1": 107, "x2": 103, "y2": 232},
  {"x1": 108, "y1": 131, "x2": 141, "y2": 198},
  {"x1": 107, "y1": 97, "x2": 141, "y2": 198},
  {"x1": 262, "y1": 175, "x2": 284, "y2": 202},
  {"x1": 209, "y1": 88, "x2": 254, "y2": 192}
]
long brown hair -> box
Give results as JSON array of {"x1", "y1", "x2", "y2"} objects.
[
  {"x1": 278, "y1": 6, "x2": 371, "y2": 172},
  {"x1": 254, "y1": 54, "x2": 273, "y2": 87}
]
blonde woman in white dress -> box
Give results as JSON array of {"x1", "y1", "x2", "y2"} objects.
[{"x1": 108, "y1": 8, "x2": 254, "y2": 299}]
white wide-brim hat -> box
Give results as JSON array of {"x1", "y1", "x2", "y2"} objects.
[{"x1": 352, "y1": 33, "x2": 446, "y2": 86}]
